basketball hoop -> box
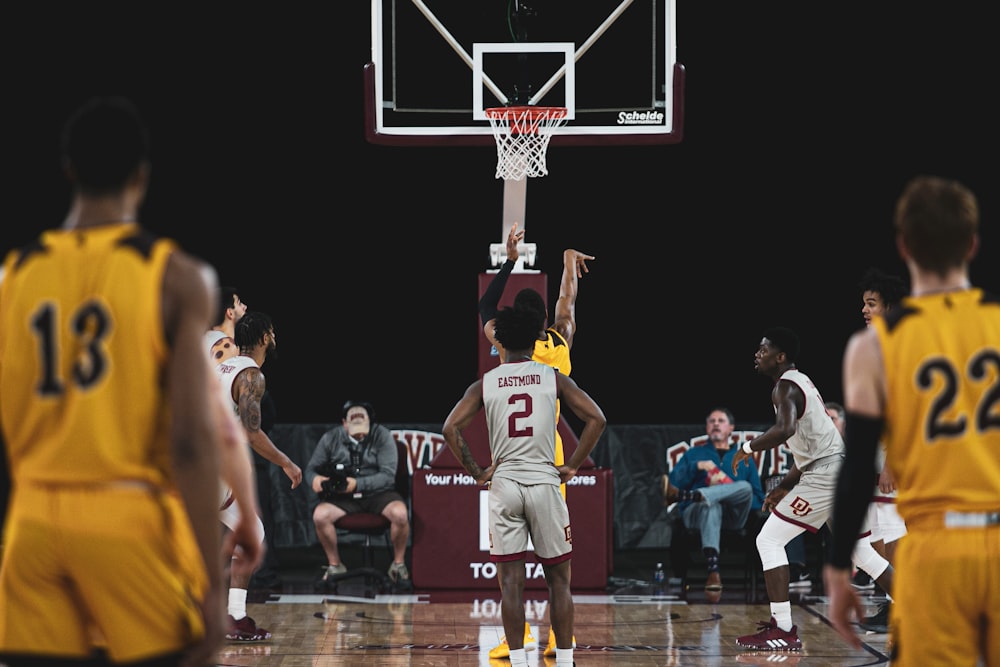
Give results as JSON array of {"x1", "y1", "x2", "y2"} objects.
[{"x1": 485, "y1": 106, "x2": 568, "y2": 181}]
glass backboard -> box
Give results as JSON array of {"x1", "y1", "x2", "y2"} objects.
[{"x1": 366, "y1": 0, "x2": 683, "y2": 146}]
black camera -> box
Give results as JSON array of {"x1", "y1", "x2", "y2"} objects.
[{"x1": 317, "y1": 462, "x2": 349, "y2": 500}]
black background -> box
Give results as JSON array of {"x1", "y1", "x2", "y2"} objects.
[{"x1": 2, "y1": 4, "x2": 996, "y2": 429}]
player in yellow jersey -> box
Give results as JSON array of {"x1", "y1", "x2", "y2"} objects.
[
  {"x1": 479, "y1": 223, "x2": 593, "y2": 658},
  {"x1": 480, "y1": 223, "x2": 593, "y2": 497},
  {"x1": 0, "y1": 96, "x2": 259, "y2": 667},
  {"x1": 825, "y1": 176, "x2": 1000, "y2": 666}
]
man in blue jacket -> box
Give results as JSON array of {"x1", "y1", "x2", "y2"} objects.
[{"x1": 664, "y1": 407, "x2": 764, "y2": 590}]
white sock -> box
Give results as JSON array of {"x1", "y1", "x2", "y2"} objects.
[
  {"x1": 771, "y1": 600, "x2": 793, "y2": 631},
  {"x1": 508, "y1": 648, "x2": 528, "y2": 667},
  {"x1": 229, "y1": 587, "x2": 248, "y2": 620},
  {"x1": 556, "y1": 647, "x2": 574, "y2": 665}
]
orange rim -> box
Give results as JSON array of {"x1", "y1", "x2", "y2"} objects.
[{"x1": 484, "y1": 106, "x2": 568, "y2": 121}]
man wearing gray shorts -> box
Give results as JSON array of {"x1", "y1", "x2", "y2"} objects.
[
  {"x1": 730, "y1": 327, "x2": 895, "y2": 651},
  {"x1": 443, "y1": 299, "x2": 606, "y2": 667}
]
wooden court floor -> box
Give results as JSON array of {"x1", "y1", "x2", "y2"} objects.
[{"x1": 217, "y1": 566, "x2": 894, "y2": 667}]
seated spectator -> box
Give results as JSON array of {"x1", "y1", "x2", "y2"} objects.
[
  {"x1": 307, "y1": 400, "x2": 411, "y2": 588},
  {"x1": 663, "y1": 407, "x2": 765, "y2": 591}
]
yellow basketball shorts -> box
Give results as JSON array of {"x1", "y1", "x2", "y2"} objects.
[
  {"x1": 0, "y1": 483, "x2": 208, "y2": 662},
  {"x1": 891, "y1": 525, "x2": 1000, "y2": 666}
]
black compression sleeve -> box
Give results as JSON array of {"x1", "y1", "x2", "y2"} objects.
[
  {"x1": 828, "y1": 412, "x2": 883, "y2": 568},
  {"x1": 478, "y1": 259, "x2": 515, "y2": 326}
]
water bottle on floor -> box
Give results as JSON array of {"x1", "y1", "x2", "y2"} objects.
[{"x1": 653, "y1": 562, "x2": 665, "y2": 593}]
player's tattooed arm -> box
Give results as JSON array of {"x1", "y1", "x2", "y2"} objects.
[
  {"x1": 442, "y1": 380, "x2": 494, "y2": 486},
  {"x1": 233, "y1": 368, "x2": 302, "y2": 488},
  {"x1": 235, "y1": 368, "x2": 266, "y2": 434},
  {"x1": 454, "y1": 432, "x2": 487, "y2": 481}
]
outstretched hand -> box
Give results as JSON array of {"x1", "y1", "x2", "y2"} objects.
[
  {"x1": 564, "y1": 249, "x2": 595, "y2": 278},
  {"x1": 506, "y1": 222, "x2": 525, "y2": 262}
]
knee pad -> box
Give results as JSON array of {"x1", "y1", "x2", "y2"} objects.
[
  {"x1": 756, "y1": 518, "x2": 794, "y2": 571},
  {"x1": 852, "y1": 538, "x2": 889, "y2": 580}
]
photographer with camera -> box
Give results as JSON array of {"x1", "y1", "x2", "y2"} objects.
[{"x1": 307, "y1": 400, "x2": 411, "y2": 588}]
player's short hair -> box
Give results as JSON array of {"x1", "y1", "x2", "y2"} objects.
[
  {"x1": 894, "y1": 175, "x2": 979, "y2": 277},
  {"x1": 235, "y1": 311, "x2": 273, "y2": 351},
  {"x1": 858, "y1": 268, "x2": 907, "y2": 310},
  {"x1": 763, "y1": 326, "x2": 800, "y2": 363},
  {"x1": 61, "y1": 96, "x2": 149, "y2": 195},
  {"x1": 215, "y1": 286, "x2": 240, "y2": 326},
  {"x1": 494, "y1": 306, "x2": 543, "y2": 352}
]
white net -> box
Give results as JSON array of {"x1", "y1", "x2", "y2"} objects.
[{"x1": 485, "y1": 106, "x2": 568, "y2": 181}]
